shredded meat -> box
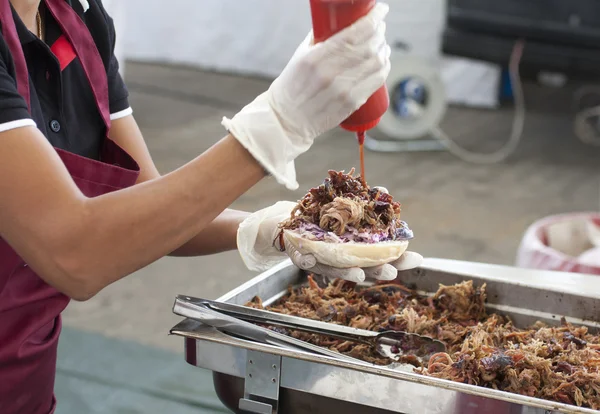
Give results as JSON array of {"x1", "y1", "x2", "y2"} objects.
[
  {"x1": 245, "y1": 276, "x2": 600, "y2": 410},
  {"x1": 319, "y1": 197, "x2": 364, "y2": 235},
  {"x1": 278, "y1": 169, "x2": 413, "y2": 244}
]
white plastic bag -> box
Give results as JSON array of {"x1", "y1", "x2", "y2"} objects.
[{"x1": 515, "y1": 212, "x2": 600, "y2": 275}]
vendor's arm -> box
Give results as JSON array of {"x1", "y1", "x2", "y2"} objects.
[
  {"x1": 168, "y1": 209, "x2": 249, "y2": 256},
  {"x1": 108, "y1": 114, "x2": 249, "y2": 256},
  {"x1": 0, "y1": 121, "x2": 264, "y2": 301}
]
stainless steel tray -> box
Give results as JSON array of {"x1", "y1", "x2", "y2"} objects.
[{"x1": 170, "y1": 258, "x2": 600, "y2": 414}]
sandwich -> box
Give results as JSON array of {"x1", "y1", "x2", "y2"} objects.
[{"x1": 277, "y1": 169, "x2": 413, "y2": 268}]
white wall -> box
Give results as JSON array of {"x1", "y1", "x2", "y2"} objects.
[
  {"x1": 122, "y1": 0, "x2": 312, "y2": 78},
  {"x1": 119, "y1": 0, "x2": 445, "y2": 77},
  {"x1": 111, "y1": 0, "x2": 499, "y2": 107}
]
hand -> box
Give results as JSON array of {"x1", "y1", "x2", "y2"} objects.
[
  {"x1": 236, "y1": 198, "x2": 423, "y2": 283},
  {"x1": 284, "y1": 238, "x2": 423, "y2": 283},
  {"x1": 222, "y1": 3, "x2": 391, "y2": 191}
]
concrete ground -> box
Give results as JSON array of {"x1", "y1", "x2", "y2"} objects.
[
  {"x1": 61, "y1": 61, "x2": 600, "y2": 354},
  {"x1": 55, "y1": 327, "x2": 229, "y2": 414}
]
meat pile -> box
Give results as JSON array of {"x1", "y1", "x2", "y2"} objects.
[
  {"x1": 278, "y1": 169, "x2": 413, "y2": 245},
  {"x1": 246, "y1": 275, "x2": 600, "y2": 410}
]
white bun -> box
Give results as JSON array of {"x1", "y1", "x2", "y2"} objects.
[{"x1": 283, "y1": 229, "x2": 409, "y2": 268}]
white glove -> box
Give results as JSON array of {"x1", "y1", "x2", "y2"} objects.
[
  {"x1": 222, "y1": 3, "x2": 391, "y2": 191},
  {"x1": 237, "y1": 198, "x2": 423, "y2": 283}
]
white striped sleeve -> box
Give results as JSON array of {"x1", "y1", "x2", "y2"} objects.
[
  {"x1": 0, "y1": 119, "x2": 37, "y2": 133},
  {"x1": 110, "y1": 107, "x2": 133, "y2": 121}
]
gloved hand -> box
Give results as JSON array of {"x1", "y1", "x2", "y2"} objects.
[
  {"x1": 237, "y1": 195, "x2": 423, "y2": 283},
  {"x1": 222, "y1": 3, "x2": 391, "y2": 191}
]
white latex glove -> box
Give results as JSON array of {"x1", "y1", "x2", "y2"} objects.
[
  {"x1": 237, "y1": 195, "x2": 423, "y2": 283},
  {"x1": 222, "y1": 3, "x2": 391, "y2": 191},
  {"x1": 285, "y1": 241, "x2": 424, "y2": 283}
]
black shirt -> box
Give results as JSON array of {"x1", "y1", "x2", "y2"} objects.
[{"x1": 0, "y1": 0, "x2": 130, "y2": 159}]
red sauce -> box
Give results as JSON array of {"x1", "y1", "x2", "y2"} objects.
[{"x1": 357, "y1": 131, "x2": 366, "y2": 185}]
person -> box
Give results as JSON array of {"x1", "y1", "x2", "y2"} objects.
[{"x1": 0, "y1": 0, "x2": 421, "y2": 412}]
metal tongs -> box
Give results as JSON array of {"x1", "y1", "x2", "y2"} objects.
[
  {"x1": 173, "y1": 294, "x2": 363, "y2": 364},
  {"x1": 173, "y1": 295, "x2": 446, "y2": 364}
]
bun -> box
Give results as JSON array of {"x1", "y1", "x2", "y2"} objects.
[{"x1": 283, "y1": 229, "x2": 409, "y2": 268}]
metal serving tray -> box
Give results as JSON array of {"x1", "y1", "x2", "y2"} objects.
[{"x1": 170, "y1": 258, "x2": 600, "y2": 414}]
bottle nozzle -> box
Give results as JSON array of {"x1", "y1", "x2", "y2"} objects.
[{"x1": 356, "y1": 131, "x2": 366, "y2": 145}]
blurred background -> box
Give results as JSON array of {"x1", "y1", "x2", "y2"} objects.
[{"x1": 55, "y1": 1, "x2": 600, "y2": 412}]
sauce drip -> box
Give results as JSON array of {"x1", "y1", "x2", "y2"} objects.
[{"x1": 357, "y1": 131, "x2": 366, "y2": 185}]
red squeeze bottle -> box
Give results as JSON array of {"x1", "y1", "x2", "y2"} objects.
[{"x1": 309, "y1": 0, "x2": 389, "y2": 145}]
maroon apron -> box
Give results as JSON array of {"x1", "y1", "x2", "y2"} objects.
[{"x1": 0, "y1": 1, "x2": 140, "y2": 413}]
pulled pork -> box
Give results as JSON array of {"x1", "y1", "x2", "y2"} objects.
[
  {"x1": 278, "y1": 169, "x2": 413, "y2": 244},
  {"x1": 246, "y1": 276, "x2": 600, "y2": 410}
]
